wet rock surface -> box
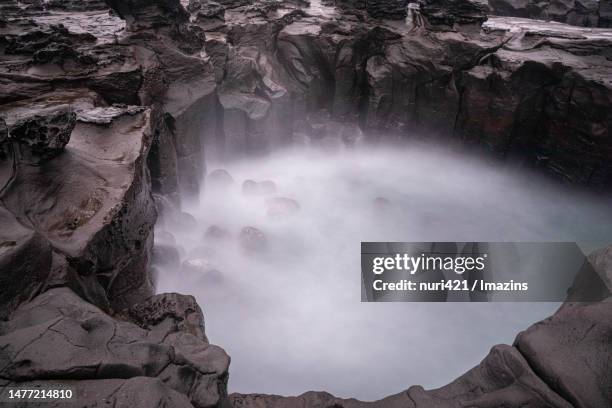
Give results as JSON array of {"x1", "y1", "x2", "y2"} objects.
[{"x1": 0, "y1": 0, "x2": 611, "y2": 406}]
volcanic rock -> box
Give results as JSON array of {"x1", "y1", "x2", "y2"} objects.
[
  {"x1": 0, "y1": 288, "x2": 229, "y2": 408},
  {"x1": 266, "y1": 197, "x2": 301, "y2": 217},
  {"x1": 242, "y1": 179, "x2": 278, "y2": 196},
  {"x1": 239, "y1": 226, "x2": 267, "y2": 251},
  {"x1": 418, "y1": 0, "x2": 488, "y2": 27},
  {"x1": 488, "y1": 0, "x2": 610, "y2": 28},
  {"x1": 182, "y1": 257, "x2": 218, "y2": 276},
  {"x1": 105, "y1": 0, "x2": 190, "y2": 31},
  {"x1": 155, "y1": 230, "x2": 178, "y2": 246},
  {"x1": 205, "y1": 225, "x2": 232, "y2": 240},
  {"x1": 7, "y1": 106, "x2": 76, "y2": 160},
  {"x1": 124, "y1": 292, "x2": 209, "y2": 341},
  {"x1": 0, "y1": 106, "x2": 156, "y2": 313},
  {"x1": 207, "y1": 169, "x2": 235, "y2": 189}
]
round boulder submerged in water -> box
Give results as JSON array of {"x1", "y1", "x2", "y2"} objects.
[
  {"x1": 181, "y1": 257, "x2": 224, "y2": 285},
  {"x1": 266, "y1": 197, "x2": 300, "y2": 217},
  {"x1": 207, "y1": 169, "x2": 234, "y2": 189},
  {"x1": 239, "y1": 226, "x2": 267, "y2": 252},
  {"x1": 242, "y1": 179, "x2": 277, "y2": 196},
  {"x1": 205, "y1": 225, "x2": 231, "y2": 240}
]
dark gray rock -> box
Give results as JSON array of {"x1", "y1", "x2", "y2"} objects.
[
  {"x1": 488, "y1": 0, "x2": 610, "y2": 28},
  {"x1": 0, "y1": 288, "x2": 229, "y2": 408},
  {"x1": 0, "y1": 107, "x2": 156, "y2": 312},
  {"x1": 239, "y1": 226, "x2": 267, "y2": 252},
  {"x1": 123, "y1": 293, "x2": 209, "y2": 341},
  {"x1": 0, "y1": 117, "x2": 8, "y2": 160},
  {"x1": 418, "y1": 0, "x2": 488, "y2": 26},
  {"x1": 515, "y1": 300, "x2": 611, "y2": 408},
  {"x1": 8, "y1": 106, "x2": 75, "y2": 160},
  {"x1": 0, "y1": 207, "x2": 52, "y2": 320},
  {"x1": 189, "y1": 0, "x2": 226, "y2": 30},
  {"x1": 366, "y1": 0, "x2": 409, "y2": 19},
  {"x1": 46, "y1": 0, "x2": 108, "y2": 11},
  {"x1": 104, "y1": 0, "x2": 190, "y2": 31}
]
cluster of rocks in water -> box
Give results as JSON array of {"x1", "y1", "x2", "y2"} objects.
[
  {"x1": 151, "y1": 168, "x2": 302, "y2": 289},
  {"x1": 0, "y1": 0, "x2": 611, "y2": 407}
]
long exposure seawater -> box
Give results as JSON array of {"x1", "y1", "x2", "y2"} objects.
[{"x1": 155, "y1": 142, "x2": 612, "y2": 400}]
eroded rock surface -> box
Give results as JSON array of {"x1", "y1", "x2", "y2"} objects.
[
  {"x1": 0, "y1": 288, "x2": 230, "y2": 408},
  {"x1": 1, "y1": 0, "x2": 611, "y2": 407},
  {"x1": 489, "y1": 0, "x2": 612, "y2": 28}
]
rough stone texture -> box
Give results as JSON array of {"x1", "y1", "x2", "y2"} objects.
[
  {"x1": 0, "y1": 117, "x2": 9, "y2": 159},
  {"x1": 0, "y1": 207, "x2": 51, "y2": 320},
  {"x1": 0, "y1": 104, "x2": 156, "y2": 314},
  {"x1": 367, "y1": 0, "x2": 410, "y2": 19},
  {"x1": 197, "y1": 2, "x2": 612, "y2": 187},
  {"x1": 488, "y1": 0, "x2": 612, "y2": 28},
  {"x1": 0, "y1": 288, "x2": 230, "y2": 408},
  {"x1": 515, "y1": 301, "x2": 612, "y2": 408},
  {"x1": 7, "y1": 106, "x2": 76, "y2": 160},
  {"x1": 1, "y1": 1, "x2": 611, "y2": 407},
  {"x1": 47, "y1": 0, "x2": 108, "y2": 11},
  {"x1": 123, "y1": 293, "x2": 209, "y2": 341},
  {"x1": 419, "y1": 0, "x2": 488, "y2": 26},
  {"x1": 104, "y1": 0, "x2": 190, "y2": 31}
]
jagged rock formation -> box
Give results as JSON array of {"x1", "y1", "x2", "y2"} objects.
[
  {"x1": 0, "y1": 288, "x2": 230, "y2": 408},
  {"x1": 199, "y1": 0, "x2": 611, "y2": 186},
  {"x1": 0, "y1": 0, "x2": 611, "y2": 407},
  {"x1": 488, "y1": 0, "x2": 612, "y2": 28}
]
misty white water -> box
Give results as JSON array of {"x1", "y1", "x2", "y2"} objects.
[{"x1": 155, "y1": 143, "x2": 612, "y2": 400}]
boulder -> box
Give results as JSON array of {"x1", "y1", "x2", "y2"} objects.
[
  {"x1": 182, "y1": 257, "x2": 218, "y2": 276},
  {"x1": 242, "y1": 179, "x2": 278, "y2": 196},
  {"x1": 239, "y1": 226, "x2": 267, "y2": 251},
  {"x1": 207, "y1": 169, "x2": 235, "y2": 188},
  {"x1": 155, "y1": 229, "x2": 178, "y2": 246},
  {"x1": 205, "y1": 225, "x2": 231, "y2": 240},
  {"x1": 266, "y1": 197, "x2": 300, "y2": 217},
  {"x1": 242, "y1": 179, "x2": 259, "y2": 195},
  {"x1": 515, "y1": 300, "x2": 611, "y2": 408},
  {"x1": 124, "y1": 292, "x2": 209, "y2": 341}
]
